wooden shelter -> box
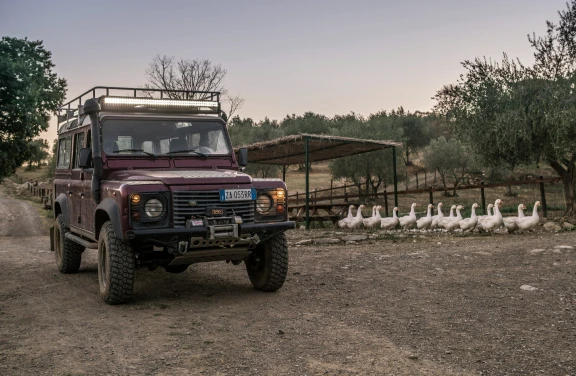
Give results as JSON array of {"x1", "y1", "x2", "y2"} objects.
[{"x1": 236, "y1": 133, "x2": 403, "y2": 229}]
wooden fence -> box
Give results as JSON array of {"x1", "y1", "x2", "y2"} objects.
[
  {"x1": 288, "y1": 176, "x2": 563, "y2": 220},
  {"x1": 27, "y1": 182, "x2": 53, "y2": 210}
]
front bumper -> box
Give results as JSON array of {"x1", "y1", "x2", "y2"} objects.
[{"x1": 125, "y1": 221, "x2": 295, "y2": 241}]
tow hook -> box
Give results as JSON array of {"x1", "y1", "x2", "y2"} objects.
[
  {"x1": 177, "y1": 241, "x2": 188, "y2": 255},
  {"x1": 248, "y1": 234, "x2": 260, "y2": 248}
]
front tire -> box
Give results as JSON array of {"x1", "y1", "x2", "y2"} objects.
[
  {"x1": 53, "y1": 214, "x2": 84, "y2": 273},
  {"x1": 98, "y1": 221, "x2": 135, "y2": 304},
  {"x1": 245, "y1": 233, "x2": 288, "y2": 292}
]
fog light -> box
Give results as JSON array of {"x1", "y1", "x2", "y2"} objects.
[{"x1": 131, "y1": 194, "x2": 141, "y2": 204}]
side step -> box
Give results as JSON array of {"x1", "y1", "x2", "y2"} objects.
[{"x1": 64, "y1": 232, "x2": 98, "y2": 249}]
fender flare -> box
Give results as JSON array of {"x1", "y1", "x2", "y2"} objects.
[
  {"x1": 95, "y1": 198, "x2": 123, "y2": 240},
  {"x1": 54, "y1": 193, "x2": 70, "y2": 226}
]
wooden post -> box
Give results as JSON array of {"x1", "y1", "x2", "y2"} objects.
[
  {"x1": 330, "y1": 179, "x2": 333, "y2": 204},
  {"x1": 416, "y1": 173, "x2": 419, "y2": 189},
  {"x1": 314, "y1": 188, "x2": 317, "y2": 202},
  {"x1": 344, "y1": 192, "x2": 349, "y2": 203},
  {"x1": 539, "y1": 175, "x2": 548, "y2": 218},
  {"x1": 384, "y1": 189, "x2": 388, "y2": 217},
  {"x1": 480, "y1": 181, "x2": 486, "y2": 215},
  {"x1": 296, "y1": 192, "x2": 299, "y2": 205},
  {"x1": 424, "y1": 170, "x2": 427, "y2": 186}
]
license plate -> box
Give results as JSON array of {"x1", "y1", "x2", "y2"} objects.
[{"x1": 219, "y1": 188, "x2": 256, "y2": 202}]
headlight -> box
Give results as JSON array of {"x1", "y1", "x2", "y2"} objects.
[
  {"x1": 144, "y1": 198, "x2": 164, "y2": 218},
  {"x1": 255, "y1": 194, "x2": 273, "y2": 213}
]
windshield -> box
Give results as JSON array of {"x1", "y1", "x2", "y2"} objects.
[{"x1": 101, "y1": 119, "x2": 232, "y2": 156}]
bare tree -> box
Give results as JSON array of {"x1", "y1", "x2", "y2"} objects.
[{"x1": 144, "y1": 55, "x2": 244, "y2": 118}]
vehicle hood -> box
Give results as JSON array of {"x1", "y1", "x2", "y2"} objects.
[{"x1": 109, "y1": 169, "x2": 252, "y2": 185}]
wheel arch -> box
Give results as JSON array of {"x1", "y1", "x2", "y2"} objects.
[
  {"x1": 95, "y1": 198, "x2": 123, "y2": 240},
  {"x1": 54, "y1": 193, "x2": 69, "y2": 225}
]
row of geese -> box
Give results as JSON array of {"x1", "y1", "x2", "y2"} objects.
[{"x1": 338, "y1": 199, "x2": 542, "y2": 233}]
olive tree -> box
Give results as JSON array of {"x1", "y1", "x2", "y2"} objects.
[
  {"x1": 423, "y1": 137, "x2": 475, "y2": 196},
  {"x1": 0, "y1": 37, "x2": 66, "y2": 181},
  {"x1": 434, "y1": 1, "x2": 576, "y2": 215}
]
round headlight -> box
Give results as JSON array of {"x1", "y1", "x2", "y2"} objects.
[
  {"x1": 144, "y1": 198, "x2": 164, "y2": 218},
  {"x1": 256, "y1": 194, "x2": 273, "y2": 213}
]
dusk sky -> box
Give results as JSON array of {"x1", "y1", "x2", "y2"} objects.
[{"x1": 0, "y1": 0, "x2": 568, "y2": 142}]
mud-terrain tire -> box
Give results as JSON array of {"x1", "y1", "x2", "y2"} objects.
[
  {"x1": 245, "y1": 233, "x2": 288, "y2": 292},
  {"x1": 164, "y1": 264, "x2": 189, "y2": 273},
  {"x1": 54, "y1": 214, "x2": 84, "y2": 273},
  {"x1": 98, "y1": 221, "x2": 135, "y2": 304}
]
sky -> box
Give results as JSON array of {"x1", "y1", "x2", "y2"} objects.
[{"x1": 0, "y1": 0, "x2": 569, "y2": 143}]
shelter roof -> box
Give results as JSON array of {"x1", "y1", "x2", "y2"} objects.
[{"x1": 235, "y1": 133, "x2": 402, "y2": 165}]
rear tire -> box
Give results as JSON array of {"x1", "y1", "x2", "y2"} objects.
[
  {"x1": 98, "y1": 221, "x2": 135, "y2": 304},
  {"x1": 245, "y1": 233, "x2": 288, "y2": 292},
  {"x1": 53, "y1": 214, "x2": 84, "y2": 273}
]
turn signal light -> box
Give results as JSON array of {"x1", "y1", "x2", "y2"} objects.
[
  {"x1": 277, "y1": 204, "x2": 285, "y2": 213},
  {"x1": 131, "y1": 194, "x2": 141, "y2": 204}
]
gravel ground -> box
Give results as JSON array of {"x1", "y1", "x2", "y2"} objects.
[{"x1": 0, "y1": 185, "x2": 575, "y2": 375}]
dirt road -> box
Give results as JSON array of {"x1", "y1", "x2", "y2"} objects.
[{"x1": 0, "y1": 187, "x2": 575, "y2": 375}]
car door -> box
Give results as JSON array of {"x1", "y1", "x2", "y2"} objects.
[
  {"x1": 54, "y1": 135, "x2": 73, "y2": 223},
  {"x1": 69, "y1": 132, "x2": 85, "y2": 229}
]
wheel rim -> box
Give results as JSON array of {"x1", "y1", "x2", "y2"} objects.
[{"x1": 98, "y1": 241, "x2": 108, "y2": 290}]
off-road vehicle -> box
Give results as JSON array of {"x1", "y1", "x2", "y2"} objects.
[{"x1": 51, "y1": 86, "x2": 294, "y2": 304}]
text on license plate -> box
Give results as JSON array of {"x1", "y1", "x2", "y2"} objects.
[{"x1": 219, "y1": 188, "x2": 256, "y2": 202}]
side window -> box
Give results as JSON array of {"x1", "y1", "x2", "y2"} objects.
[
  {"x1": 57, "y1": 137, "x2": 72, "y2": 169},
  {"x1": 142, "y1": 141, "x2": 154, "y2": 154},
  {"x1": 73, "y1": 133, "x2": 85, "y2": 169}
]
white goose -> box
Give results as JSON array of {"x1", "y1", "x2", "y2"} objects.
[
  {"x1": 430, "y1": 203, "x2": 444, "y2": 229},
  {"x1": 365, "y1": 205, "x2": 383, "y2": 228},
  {"x1": 347, "y1": 204, "x2": 366, "y2": 229},
  {"x1": 416, "y1": 204, "x2": 433, "y2": 230},
  {"x1": 439, "y1": 205, "x2": 457, "y2": 229},
  {"x1": 338, "y1": 205, "x2": 356, "y2": 229},
  {"x1": 476, "y1": 203, "x2": 494, "y2": 230},
  {"x1": 363, "y1": 206, "x2": 377, "y2": 228},
  {"x1": 516, "y1": 201, "x2": 541, "y2": 232},
  {"x1": 503, "y1": 204, "x2": 526, "y2": 234},
  {"x1": 380, "y1": 207, "x2": 399, "y2": 230},
  {"x1": 481, "y1": 199, "x2": 504, "y2": 233},
  {"x1": 444, "y1": 205, "x2": 464, "y2": 232},
  {"x1": 459, "y1": 203, "x2": 479, "y2": 232},
  {"x1": 398, "y1": 203, "x2": 418, "y2": 230}
]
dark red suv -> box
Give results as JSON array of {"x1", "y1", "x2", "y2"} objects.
[{"x1": 51, "y1": 87, "x2": 294, "y2": 304}]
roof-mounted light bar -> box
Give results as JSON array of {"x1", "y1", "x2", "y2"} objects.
[{"x1": 101, "y1": 96, "x2": 220, "y2": 113}]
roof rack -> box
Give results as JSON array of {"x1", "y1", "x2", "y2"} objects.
[{"x1": 57, "y1": 86, "x2": 222, "y2": 130}]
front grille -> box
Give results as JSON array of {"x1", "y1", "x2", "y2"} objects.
[{"x1": 172, "y1": 190, "x2": 254, "y2": 228}]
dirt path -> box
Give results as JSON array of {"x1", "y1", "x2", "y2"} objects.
[
  {"x1": 0, "y1": 187, "x2": 575, "y2": 375},
  {"x1": 0, "y1": 185, "x2": 46, "y2": 237}
]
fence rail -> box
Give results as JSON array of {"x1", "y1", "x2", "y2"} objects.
[{"x1": 288, "y1": 176, "x2": 563, "y2": 222}]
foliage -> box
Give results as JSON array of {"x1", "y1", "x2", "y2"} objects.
[
  {"x1": 0, "y1": 37, "x2": 66, "y2": 182},
  {"x1": 26, "y1": 138, "x2": 49, "y2": 170},
  {"x1": 423, "y1": 137, "x2": 475, "y2": 196},
  {"x1": 330, "y1": 112, "x2": 406, "y2": 195},
  {"x1": 433, "y1": 1, "x2": 576, "y2": 213},
  {"x1": 144, "y1": 55, "x2": 244, "y2": 119},
  {"x1": 390, "y1": 108, "x2": 431, "y2": 166},
  {"x1": 47, "y1": 139, "x2": 58, "y2": 178},
  {"x1": 229, "y1": 117, "x2": 282, "y2": 178}
]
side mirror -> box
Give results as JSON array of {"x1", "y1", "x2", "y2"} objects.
[
  {"x1": 237, "y1": 148, "x2": 248, "y2": 167},
  {"x1": 79, "y1": 148, "x2": 92, "y2": 168}
]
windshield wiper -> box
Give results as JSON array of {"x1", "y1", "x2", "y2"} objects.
[
  {"x1": 114, "y1": 149, "x2": 157, "y2": 157},
  {"x1": 166, "y1": 149, "x2": 208, "y2": 158}
]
